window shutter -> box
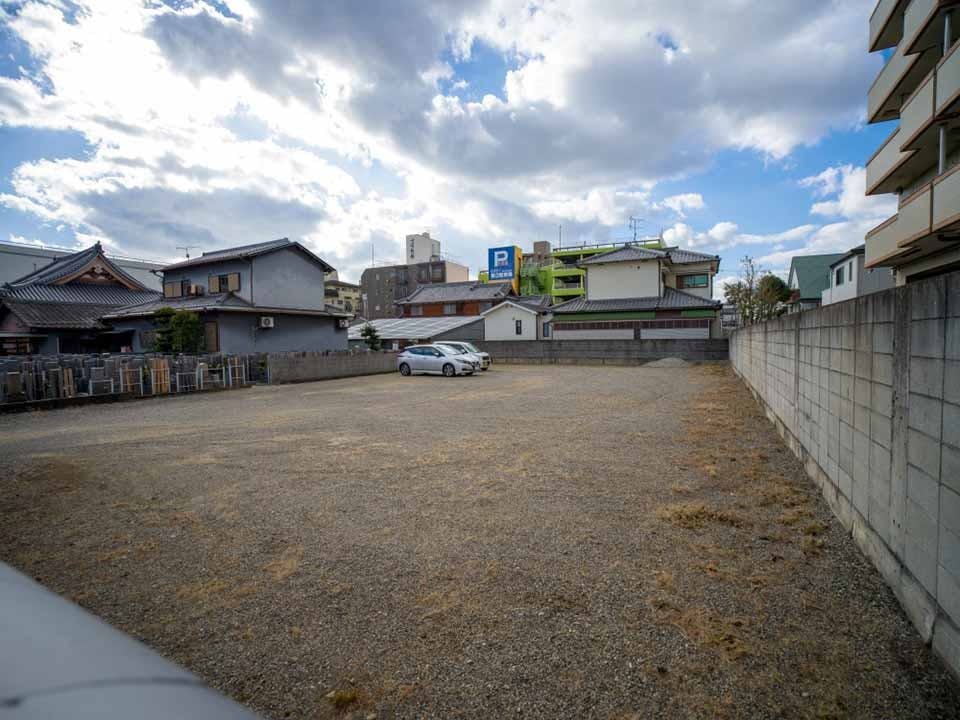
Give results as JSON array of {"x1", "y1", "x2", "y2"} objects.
[
  {"x1": 208, "y1": 275, "x2": 220, "y2": 293},
  {"x1": 227, "y1": 273, "x2": 240, "y2": 291}
]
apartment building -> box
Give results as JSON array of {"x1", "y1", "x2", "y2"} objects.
[
  {"x1": 360, "y1": 260, "x2": 469, "y2": 319},
  {"x1": 865, "y1": 1, "x2": 960, "y2": 282}
]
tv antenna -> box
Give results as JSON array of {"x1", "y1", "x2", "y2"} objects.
[
  {"x1": 629, "y1": 216, "x2": 644, "y2": 243},
  {"x1": 176, "y1": 245, "x2": 199, "y2": 259}
]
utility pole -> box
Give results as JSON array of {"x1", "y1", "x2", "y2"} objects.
[
  {"x1": 176, "y1": 246, "x2": 198, "y2": 259},
  {"x1": 629, "y1": 216, "x2": 644, "y2": 243}
]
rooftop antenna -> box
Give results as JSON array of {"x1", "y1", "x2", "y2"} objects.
[
  {"x1": 629, "y1": 216, "x2": 644, "y2": 243},
  {"x1": 558, "y1": 224, "x2": 562, "y2": 249},
  {"x1": 176, "y1": 245, "x2": 199, "y2": 259}
]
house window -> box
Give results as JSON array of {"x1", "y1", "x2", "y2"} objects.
[
  {"x1": 410, "y1": 305, "x2": 424, "y2": 316},
  {"x1": 443, "y1": 303, "x2": 457, "y2": 315},
  {"x1": 163, "y1": 280, "x2": 188, "y2": 298},
  {"x1": 515, "y1": 319, "x2": 523, "y2": 335},
  {"x1": 207, "y1": 273, "x2": 240, "y2": 294},
  {"x1": 542, "y1": 323, "x2": 550, "y2": 338},
  {"x1": 848, "y1": 261, "x2": 854, "y2": 281},
  {"x1": 432, "y1": 265, "x2": 444, "y2": 281},
  {"x1": 835, "y1": 267, "x2": 844, "y2": 286},
  {"x1": 677, "y1": 274, "x2": 708, "y2": 289}
]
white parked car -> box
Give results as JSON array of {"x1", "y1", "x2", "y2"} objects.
[
  {"x1": 397, "y1": 344, "x2": 477, "y2": 377},
  {"x1": 435, "y1": 341, "x2": 491, "y2": 370}
]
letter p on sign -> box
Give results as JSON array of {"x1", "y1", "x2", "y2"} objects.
[{"x1": 494, "y1": 250, "x2": 509, "y2": 267}]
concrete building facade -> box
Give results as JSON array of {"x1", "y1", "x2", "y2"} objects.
[
  {"x1": 360, "y1": 260, "x2": 469, "y2": 319},
  {"x1": 865, "y1": 1, "x2": 960, "y2": 283}
]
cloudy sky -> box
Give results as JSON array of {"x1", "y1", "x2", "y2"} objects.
[{"x1": 0, "y1": 0, "x2": 898, "y2": 294}]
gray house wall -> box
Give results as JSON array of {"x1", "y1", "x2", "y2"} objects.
[
  {"x1": 860, "y1": 258, "x2": 896, "y2": 297},
  {"x1": 250, "y1": 247, "x2": 326, "y2": 310},
  {"x1": 729, "y1": 273, "x2": 960, "y2": 682},
  {"x1": 163, "y1": 259, "x2": 252, "y2": 304},
  {"x1": 216, "y1": 312, "x2": 345, "y2": 353},
  {"x1": 109, "y1": 313, "x2": 346, "y2": 354}
]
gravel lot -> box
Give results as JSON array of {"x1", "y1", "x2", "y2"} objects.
[{"x1": 1, "y1": 364, "x2": 958, "y2": 719}]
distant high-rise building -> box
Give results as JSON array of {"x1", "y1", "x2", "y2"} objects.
[
  {"x1": 865, "y1": 3, "x2": 960, "y2": 282},
  {"x1": 405, "y1": 232, "x2": 441, "y2": 264}
]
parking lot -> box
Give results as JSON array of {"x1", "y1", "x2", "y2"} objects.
[{"x1": 1, "y1": 364, "x2": 958, "y2": 719}]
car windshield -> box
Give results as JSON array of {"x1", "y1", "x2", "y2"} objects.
[
  {"x1": 435, "y1": 345, "x2": 458, "y2": 356},
  {"x1": 438, "y1": 344, "x2": 466, "y2": 354},
  {"x1": 461, "y1": 342, "x2": 480, "y2": 352}
]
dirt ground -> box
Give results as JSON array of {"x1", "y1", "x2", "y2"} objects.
[{"x1": 1, "y1": 364, "x2": 958, "y2": 719}]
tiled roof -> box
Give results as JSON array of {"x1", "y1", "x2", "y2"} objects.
[
  {"x1": 347, "y1": 315, "x2": 482, "y2": 340},
  {"x1": 6, "y1": 242, "x2": 152, "y2": 291},
  {"x1": 666, "y1": 248, "x2": 721, "y2": 264},
  {"x1": 1, "y1": 300, "x2": 116, "y2": 330},
  {"x1": 513, "y1": 294, "x2": 551, "y2": 310},
  {"x1": 161, "y1": 238, "x2": 335, "y2": 273},
  {"x1": 580, "y1": 246, "x2": 667, "y2": 265},
  {"x1": 102, "y1": 292, "x2": 350, "y2": 319},
  {"x1": 551, "y1": 288, "x2": 720, "y2": 314},
  {"x1": 0, "y1": 283, "x2": 160, "y2": 306},
  {"x1": 102, "y1": 293, "x2": 254, "y2": 318},
  {"x1": 396, "y1": 281, "x2": 514, "y2": 304}
]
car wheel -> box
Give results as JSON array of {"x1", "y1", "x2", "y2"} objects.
[
  {"x1": 480, "y1": 366, "x2": 489, "y2": 371},
  {"x1": 399, "y1": 363, "x2": 411, "y2": 376},
  {"x1": 442, "y1": 363, "x2": 455, "y2": 377}
]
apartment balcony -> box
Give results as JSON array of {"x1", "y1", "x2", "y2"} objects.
[
  {"x1": 867, "y1": 127, "x2": 915, "y2": 193},
  {"x1": 903, "y1": 0, "x2": 955, "y2": 55},
  {"x1": 551, "y1": 264, "x2": 583, "y2": 277},
  {"x1": 900, "y1": 72, "x2": 937, "y2": 149},
  {"x1": 868, "y1": 39, "x2": 938, "y2": 123},
  {"x1": 871, "y1": 0, "x2": 908, "y2": 52},
  {"x1": 866, "y1": 176, "x2": 960, "y2": 267},
  {"x1": 937, "y1": 39, "x2": 960, "y2": 114},
  {"x1": 933, "y1": 162, "x2": 960, "y2": 229}
]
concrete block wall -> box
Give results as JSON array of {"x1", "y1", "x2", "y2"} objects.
[
  {"x1": 477, "y1": 339, "x2": 729, "y2": 365},
  {"x1": 730, "y1": 272, "x2": 960, "y2": 681},
  {"x1": 266, "y1": 351, "x2": 396, "y2": 384}
]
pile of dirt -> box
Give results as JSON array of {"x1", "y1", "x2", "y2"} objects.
[{"x1": 644, "y1": 357, "x2": 692, "y2": 368}]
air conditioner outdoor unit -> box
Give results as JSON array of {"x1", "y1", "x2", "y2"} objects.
[
  {"x1": 337, "y1": 318, "x2": 350, "y2": 329},
  {"x1": 259, "y1": 316, "x2": 275, "y2": 329}
]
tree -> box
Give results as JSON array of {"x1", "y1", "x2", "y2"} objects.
[
  {"x1": 360, "y1": 322, "x2": 382, "y2": 351},
  {"x1": 724, "y1": 256, "x2": 789, "y2": 326},
  {"x1": 152, "y1": 308, "x2": 205, "y2": 353}
]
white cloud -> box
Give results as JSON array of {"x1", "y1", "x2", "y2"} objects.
[{"x1": 0, "y1": 1, "x2": 882, "y2": 282}]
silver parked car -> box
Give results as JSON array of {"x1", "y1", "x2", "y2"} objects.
[
  {"x1": 436, "y1": 341, "x2": 491, "y2": 370},
  {"x1": 397, "y1": 344, "x2": 476, "y2": 377}
]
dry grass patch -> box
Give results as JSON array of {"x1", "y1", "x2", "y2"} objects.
[
  {"x1": 263, "y1": 544, "x2": 303, "y2": 581},
  {"x1": 657, "y1": 502, "x2": 747, "y2": 530}
]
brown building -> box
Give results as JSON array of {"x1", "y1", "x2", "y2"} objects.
[
  {"x1": 395, "y1": 281, "x2": 515, "y2": 317},
  {"x1": 360, "y1": 260, "x2": 469, "y2": 319}
]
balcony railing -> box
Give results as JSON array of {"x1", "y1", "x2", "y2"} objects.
[
  {"x1": 903, "y1": 0, "x2": 938, "y2": 50},
  {"x1": 899, "y1": 73, "x2": 935, "y2": 149},
  {"x1": 933, "y1": 164, "x2": 960, "y2": 230},
  {"x1": 867, "y1": 126, "x2": 911, "y2": 193},
  {"x1": 897, "y1": 182, "x2": 933, "y2": 246},
  {"x1": 869, "y1": 41, "x2": 918, "y2": 121},
  {"x1": 937, "y1": 40, "x2": 960, "y2": 114},
  {"x1": 865, "y1": 214, "x2": 905, "y2": 267},
  {"x1": 872, "y1": 0, "x2": 906, "y2": 51}
]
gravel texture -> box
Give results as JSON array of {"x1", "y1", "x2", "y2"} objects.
[{"x1": 1, "y1": 364, "x2": 958, "y2": 720}]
